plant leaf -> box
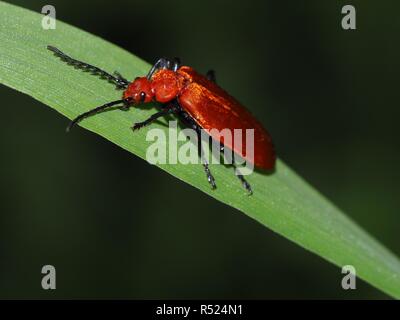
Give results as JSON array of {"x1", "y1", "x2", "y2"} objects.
[{"x1": 1, "y1": 1, "x2": 399, "y2": 298}]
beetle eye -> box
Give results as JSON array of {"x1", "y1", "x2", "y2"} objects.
[{"x1": 139, "y1": 91, "x2": 146, "y2": 103}]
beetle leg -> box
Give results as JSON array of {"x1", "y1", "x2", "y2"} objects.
[
  {"x1": 173, "y1": 103, "x2": 217, "y2": 189},
  {"x1": 146, "y1": 57, "x2": 174, "y2": 79},
  {"x1": 173, "y1": 101, "x2": 250, "y2": 193},
  {"x1": 146, "y1": 57, "x2": 181, "y2": 78},
  {"x1": 203, "y1": 161, "x2": 217, "y2": 189},
  {"x1": 47, "y1": 46, "x2": 129, "y2": 90},
  {"x1": 219, "y1": 144, "x2": 253, "y2": 195},
  {"x1": 206, "y1": 70, "x2": 216, "y2": 83},
  {"x1": 196, "y1": 129, "x2": 217, "y2": 189},
  {"x1": 233, "y1": 166, "x2": 253, "y2": 195},
  {"x1": 171, "y1": 57, "x2": 181, "y2": 72},
  {"x1": 131, "y1": 107, "x2": 173, "y2": 131}
]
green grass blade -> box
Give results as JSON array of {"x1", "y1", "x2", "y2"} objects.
[{"x1": 1, "y1": 1, "x2": 399, "y2": 298}]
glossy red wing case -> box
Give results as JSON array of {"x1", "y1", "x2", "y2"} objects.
[{"x1": 177, "y1": 66, "x2": 275, "y2": 170}]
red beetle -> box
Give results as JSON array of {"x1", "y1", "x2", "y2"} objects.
[{"x1": 48, "y1": 46, "x2": 276, "y2": 193}]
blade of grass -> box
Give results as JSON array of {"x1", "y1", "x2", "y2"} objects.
[{"x1": 0, "y1": 1, "x2": 399, "y2": 298}]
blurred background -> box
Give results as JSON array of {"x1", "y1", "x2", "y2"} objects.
[{"x1": 0, "y1": 0, "x2": 399, "y2": 299}]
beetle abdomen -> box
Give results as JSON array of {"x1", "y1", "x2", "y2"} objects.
[{"x1": 177, "y1": 67, "x2": 275, "y2": 170}]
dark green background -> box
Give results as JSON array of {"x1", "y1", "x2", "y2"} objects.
[{"x1": 0, "y1": 0, "x2": 399, "y2": 299}]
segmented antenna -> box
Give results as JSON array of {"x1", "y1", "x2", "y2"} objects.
[
  {"x1": 66, "y1": 98, "x2": 132, "y2": 132},
  {"x1": 47, "y1": 46, "x2": 130, "y2": 89}
]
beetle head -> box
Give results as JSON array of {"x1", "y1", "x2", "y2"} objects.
[{"x1": 124, "y1": 77, "x2": 154, "y2": 103}]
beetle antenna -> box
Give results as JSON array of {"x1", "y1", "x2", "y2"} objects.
[
  {"x1": 66, "y1": 98, "x2": 132, "y2": 132},
  {"x1": 47, "y1": 45, "x2": 130, "y2": 89}
]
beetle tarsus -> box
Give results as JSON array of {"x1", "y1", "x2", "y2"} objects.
[
  {"x1": 204, "y1": 163, "x2": 217, "y2": 189},
  {"x1": 237, "y1": 174, "x2": 253, "y2": 195}
]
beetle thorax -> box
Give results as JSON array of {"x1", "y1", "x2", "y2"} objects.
[
  {"x1": 150, "y1": 69, "x2": 184, "y2": 103},
  {"x1": 124, "y1": 69, "x2": 185, "y2": 104}
]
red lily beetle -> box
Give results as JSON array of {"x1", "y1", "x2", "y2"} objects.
[{"x1": 48, "y1": 46, "x2": 276, "y2": 193}]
